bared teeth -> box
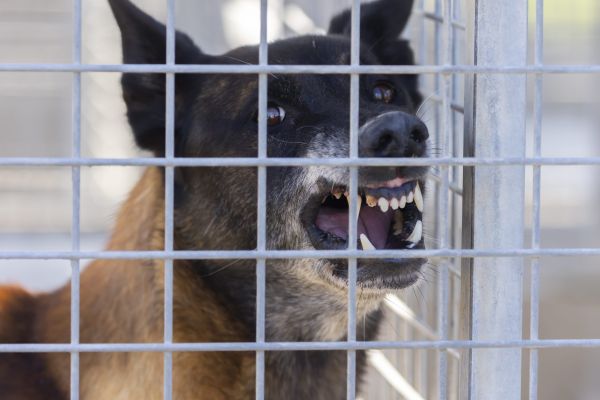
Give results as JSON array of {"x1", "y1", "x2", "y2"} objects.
[
  {"x1": 366, "y1": 195, "x2": 377, "y2": 207},
  {"x1": 359, "y1": 233, "x2": 376, "y2": 250},
  {"x1": 378, "y1": 197, "x2": 389, "y2": 212},
  {"x1": 414, "y1": 183, "x2": 424, "y2": 212},
  {"x1": 399, "y1": 195, "x2": 407, "y2": 209},
  {"x1": 328, "y1": 182, "x2": 423, "y2": 218},
  {"x1": 342, "y1": 192, "x2": 362, "y2": 221},
  {"x1": 406, "y1": 220, "x2": 423, "y2": 246}
]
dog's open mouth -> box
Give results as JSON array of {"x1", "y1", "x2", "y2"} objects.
[
  {"x1": 301, "y1": 177, "x2": 426, "y2": 289},
  {"x1": 316, "y1": 179, "x2": 423, "y2": 250}
]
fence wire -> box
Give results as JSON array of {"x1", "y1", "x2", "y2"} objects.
[{"x1": 1, "y1": 0, "x2": 599, "y2": 399}]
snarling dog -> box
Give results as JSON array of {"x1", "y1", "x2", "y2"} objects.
[{"x1": 0, "y1": 0, "x2": 429, "y2": 398}]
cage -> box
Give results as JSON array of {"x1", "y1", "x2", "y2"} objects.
[{"x1": 1, "y1": 0, "x2": 600, "y2": 399}]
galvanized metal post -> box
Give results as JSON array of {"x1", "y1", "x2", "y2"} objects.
[{"x1": 460, "y1": 0, "x2": 527, "y2": 399}]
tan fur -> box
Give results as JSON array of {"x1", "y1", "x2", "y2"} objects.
[{"x1": 0, "y1": 167, "x2": 254, "y2": 399}]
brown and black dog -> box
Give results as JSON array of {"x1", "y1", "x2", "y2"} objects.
[{"x1": 0, "y1": 0, "x2": 429, "y2": 398}]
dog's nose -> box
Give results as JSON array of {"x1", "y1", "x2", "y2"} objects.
[{"x1": 359, "y1": 111, "x2": 429, "y2": 158}]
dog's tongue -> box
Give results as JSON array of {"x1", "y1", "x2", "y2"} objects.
[{"x1": 315, "y1": 206, "x2": 393, "y2": 249}]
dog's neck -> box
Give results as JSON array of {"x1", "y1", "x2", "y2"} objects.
[
  {"x1": 199, "y1": 259, "x2": 383, "y2": 342},
  {"x1": 106, "y1": 167, "x2": 383, "y2": 340},
  {"x1": 103, "y1": 167, "x2": 384, "y2": 398},
  {"x1": 198, "y1": 259, "x2": 383, "y2": 399}
]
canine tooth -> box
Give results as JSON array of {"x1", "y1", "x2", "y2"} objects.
[
  {"x1": 342, "y1": 192, "x2": 361, "y2": 220},
  {"x1": 390, "y1": 197, "x2": 399, "y2": 210},
  {"x1": 406, "y1": 220, "x2": 423, "y2": 244},
  {"x1": 356, "y1": 195, "x2": 362, "y2": 221},
  {"x1": 366, "y1": 195, "x2": 377, "y2": 207},
  {"x1": 399, "y1": 195, "x2": 407, "y2": 209},
  {"x1": 414, "y1": 183, "x2": 424, "y2": 212},
  {"x1": 378, "y1": 197, "x2": 389, "y2": 213},
  {"x1": 359, "y1": 234, "x2": 376, "y2": 250},
  {"x1": 407, "y1": 191, "x2": 414, "y2": 203}
]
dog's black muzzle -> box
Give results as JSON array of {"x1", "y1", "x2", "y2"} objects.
[{"x1": 300, "y1": 111, "x2": 430, "y2": 290}]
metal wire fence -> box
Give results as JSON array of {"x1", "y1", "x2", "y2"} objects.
[{"x1": 1, "y1": 0, "x2": 600, "y2": 399}]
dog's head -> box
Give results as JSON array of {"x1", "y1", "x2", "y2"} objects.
[{"x1": 109, "y1": 0, "x2": 428, "y2": 293}]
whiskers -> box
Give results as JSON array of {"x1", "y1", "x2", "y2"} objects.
[
  {"x1": 423, "y1": 232, "x2": 440, "y2": 247},
  {"x1": 416, "y1": 92, "x2": 439, "y2": 123},
  {"x1": 197, "y1": 259, "x2": 244, "y2": 278},
  {"x1": 418, "y1": 262, "x2": 439, "y2": 283},
  {"x1": 269, "y1": 135, "x2": 310, "y2": 146},
  {"x1": 222, "y1": 55, "x2": 279, "y2": 79}
]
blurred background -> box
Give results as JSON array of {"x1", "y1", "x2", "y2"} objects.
[{"x1": 0, "y1": 0, "x2": 599, "y2": 398}]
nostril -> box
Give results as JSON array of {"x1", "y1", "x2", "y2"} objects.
[
  {"x1": 377, "y1": 130, "x2": 395, "y2": 149},
  {"x1": 359, "y1": 113, "x2": 430, "y2": 158},
  {"x1": 409, "y1": 129, "x2": 423, "y2": 143},
  {"x1": 409, "y1": 125, "x2": 428, "y2": 144}
]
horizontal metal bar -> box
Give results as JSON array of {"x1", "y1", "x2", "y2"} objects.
[
  {"x1": 2, "y1": 156, "x2": 600, "y2": 167},
  {"x1": 425, "y1": 92, "x2": 465, "y2": 113},
  {"x1": 1, "y1": 63, "x2": 600, "y2": 74},
  {"x1": 2, "y1": 338, "x2": 600, "y2": 353},
  {"x1": 414, "y1": 9, "x2": 467, "y2": 31},
  {"x1": 1, "y1": 248, "x2": 600, "y2": 260}
]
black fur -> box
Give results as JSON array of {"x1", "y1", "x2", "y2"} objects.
[{"x1": 108, "y1": 0, "x2": 427, "y2": 398}]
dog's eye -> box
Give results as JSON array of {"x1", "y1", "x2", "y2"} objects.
[
  {"x1": 266, "y1": 106, "x2": 286, "y2": 126},
  {"x1": 254, "y1": 105, "x2": 286, "y2": 126},
  {"x1": 372, "y1": 82, "x2": 396, "y2": 104}
]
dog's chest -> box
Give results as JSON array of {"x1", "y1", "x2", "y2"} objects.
[
  {"x1": 265, "y1": 350, "x2": 367, "y2": 400},
  {"x1": 173, "y1": 352, "x2": 256, "y2": 400}
]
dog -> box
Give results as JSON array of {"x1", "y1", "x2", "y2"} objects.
[{"x1": 0, "y1": 0, "x2": 428, "y2": 398}]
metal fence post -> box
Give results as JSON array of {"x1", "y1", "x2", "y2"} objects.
[{"x1": 460, "y1": 0, "x2": 528, "y2": 399}]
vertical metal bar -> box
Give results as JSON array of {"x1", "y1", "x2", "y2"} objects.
[
  {"x1": 256, "y1": 0, "x2": 268, "y2": 399},
  {"x1": 460, "y1": 0, "x2": 527, "y2": 399},
  {"x1": 433, "y1": 0, "x2": 443, "y2": 397},
  {"x1": 421, "y1": 2, "x2": 437, "y2": 395},
  {"x1": 346, "y1": 0, "x2": 360, "y2": 399},
  {"x1": 164, "y1": 0, "x2": 176, "y2": 398},
  {"x1": 433, "y1": 0, "x2": 442, "y2": 133},
  {"x1": 418, "y1": 0, "x2": 427, "y2": 67},
  {"x1": 449, "y1": 1, "x2": 463, "y2": 397},
  {"x1": 70, "y1": 0, "x2": 82, "y2": 398},
  {"x1": 529, "y1": 0, "x2": 544, "y2": 399},
  {"x1": 412, "y1": 4, "x2": 427, "y2": 393},
  {"x1": 436, "y1": 0, "x2": 453, "y2": 397},
  {"x1": 450, "y1": 0, "x2": 462, "y2": 254}
]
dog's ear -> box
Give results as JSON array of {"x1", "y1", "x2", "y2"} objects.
[
  {"x1": 328, "y1": 0, "x2": 420, "y2": 106},
  {"x1": 328, "y1": 0, "x2": 414, "y2": 64},
  {"x1": 108, "y1": 0, "x2": 210, "y2": 155}
]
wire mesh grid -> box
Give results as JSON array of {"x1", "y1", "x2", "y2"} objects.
[{"x1": 1, "y1": 0, "x2": 600, "y2": 399}]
